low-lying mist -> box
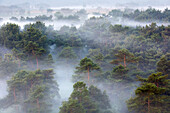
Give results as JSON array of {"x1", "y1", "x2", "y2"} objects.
[
  {"x1": 0, "y1": 20, "x2": 82, "y2": 30},
  {"x1": 1, "y1": 19, "x2": 169, "y2": 32},
  {"x1": 0, "y1": 79, "x2": 8, "y2": 99},
  {"x1": 54, "y1": 62, "x2": 75, "y2": 100},
  {"x1": 0, "y1": 5, "x2": 169, "y2": 113},
  {"x1": 109, "y1": 18, "x2": 170, "y2": 27}
]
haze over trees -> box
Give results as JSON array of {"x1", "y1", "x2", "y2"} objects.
[
  {"x1": 127, "y1": 72, "x2": 169, "y2": 113},
  {"x1": 59, "y1": 82, "x2": 112, "y2": 113},
  {"x1": 0, "y1": 69, "x2": 59, "y2": 113},
  {"x1": 108, "y1": 8, "x2": 170, "y2": 22},
  {"x1": 0, "y1": 3, "x2": 169, "y2": 113}
]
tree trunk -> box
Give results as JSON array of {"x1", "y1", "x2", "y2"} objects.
[
  {"x1": 37, "y1": 99, "x2": 40, "y2": 113},
  {"x1": 148, "y1": 96, "x2": 150, "y2": 113},
  {"x1": 124, "y1": 55, "x2": 126, "y2": 67}
]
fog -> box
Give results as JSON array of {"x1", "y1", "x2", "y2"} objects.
[
  {"x1": 0, "y1": 20, "x2": 82, "y2": 30},
  {"x1": 0, "y1": 26, "x2": 167, "y2": 113},
  {"x1": 0, "y1": 46, "x2": 11, "y2": 100},
  {"x1": 1, "y1": 0, "x2": 170, "y2": 7},
  {"x1": 109, "y1": 18, "x2": 170, "y2": 27},
  {"x1": 0, "y1": 79, "x2": 8, "y2": 99},
  {"x1": 54, "y1": 63, "x2": 74, "y2": 100},
  {"x1": 0, "y1": 1, "x2": 169, "y2": 113},
  {"x1": 0, "y1": 18, "x2": 169, "y2": 32},
  {"x1": 0, "y1": 20, "x2": 169, "y2": 113}
]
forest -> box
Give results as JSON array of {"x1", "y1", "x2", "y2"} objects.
[
  {"x1": 0, "y1": 5, "x2": 169, "y2": 113},
  {"x1": 109, "y1": 8, "x2": 170, "y2": 22}
]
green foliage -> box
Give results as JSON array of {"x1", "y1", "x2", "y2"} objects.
[
  {"x1": 21, "y1": 15, "x2": 53, "y2": 22},
  {"x1": 87, "y1": 49, "x2": 104, "y2": 65},
  {"x1": 157, "y1": 53, "x2": 170, "y2": 76},
  {"x1": 59, "y1": 46, "x2": 77, "y2": 59},
  {"x1": 106, "y1": 64, "x2": 132, "y2": 82},
  {"x1": 20, "y1": 26, "x2": 48, "y2": 59},
  {"x1": 59, "y1": 82, "x2": 97, "y2": 113},
  {"x1": 54, "y1": 31, "x2": 82, "y2": 47},
  {"x1": 0, "y1": 54, "x2": 20, "y2": 77},
  {"x1": 0, "y1": 11, "x2": 169, "y2": 113},
  {"x1": 59, "y1": 100, "x2": 85, "y2": 113},
  {"x1": 0, "y1": 23, "x2": 49, "y2": 62},
  {"x1": 89, "y1": 86, "x2": 111, "y2": 111},
  {"x1": 54, "y1": 12, "x2": 80, "y2": 21},
  {"x1": 108, "y1": 9, "x2": 124, "y2": 17},
  {"x1": 46, "y1": 54, "x2": 54, "y2": 65},
  {"x1": 127, "y1": 72, "x2": 169, "y2": 113},
  {"x1": 0, "y1": 23, "x2": 20, "y2": 48},
  {"x1": 110, "y1": 48, "x2": 136, "y2": 67},
  {"x1": 137, "y1": 72, "x2": 169, "y2": 87},
  {"x1": 109, "y1": 24, "x2": 129, "y2": 33},
  {"x1": 75, "y1": 9, "x2": 87, "y2": 16},
  {"x1": 0, "y1": 69, "x2": 59, "y2": 113},
  {"x1": 54, "y1": 12, "x2": 64, "y2": 19},
  {"x1": 59, "y1": 82, "x2": 112, "y2": 113},
  {"x1": 76, "y1": 57, "x2": 100, "y2": 73},
  {"x1": 123, "y1": 8, "x2": 170, "y2": 22},
  {"x1": 112, "y1": 65, "x2": 129, "y2": 74},
  {"x1": 125, "y1": 23, "x2": 169, "y2": 71},
  {"x1": 24, "y1": 21, "x2": 47, "y2": 35}
]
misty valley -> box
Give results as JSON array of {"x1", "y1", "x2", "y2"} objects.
[{"x1": 0, "y1": 2, "x2": 170, "y2": 113}]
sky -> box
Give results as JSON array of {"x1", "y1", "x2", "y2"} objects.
[{"x1": 0, "y1": 0, "x2": 170, "y2": 7}]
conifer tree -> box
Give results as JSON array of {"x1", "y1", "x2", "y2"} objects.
[
  {"x1": 157, "y1": 53, "x2": 170, "y2": 76},
  {"x1": 58, "y1": 46, "x2": 77, "y2": 60},
  {"x1": 75, "y1": 57, "x2": 100, "y2": 82},
  {"x1": 59, "y1": 82, "x2": 112, "y2": 113},
  {"x1": 110, "y1": 48, "x2": 135, "y2": 67},
  {"x1": 127, "y1": 72, "x2": 169, "y2": 113},
  {"x1": 0, "y1": 69, "x2": 59, "y2": 113},
  {"x1": 59, "y1": 82, "x2": 97, "y2": 113}
]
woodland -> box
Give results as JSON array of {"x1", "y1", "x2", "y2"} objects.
[{"x1": 0, "y1": 7, "x2": 169, "y2": 113}]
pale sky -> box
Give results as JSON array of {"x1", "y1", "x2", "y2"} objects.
[{"x1": 0, "y1": 0, "x2": 169, "y2": 7}]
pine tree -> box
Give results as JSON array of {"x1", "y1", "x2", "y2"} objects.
[
  {"x1": 46, "y1": 54, "x2": 54, "y2": 66},
  {"x1": 110, "y1": 64, "x2": 130, "y2": 81},
  {"x1": 157, "y1": 53, "x2": 170, "y2": 76},
  {"x1": 87, "y1": 49, "x2": 104, "y2": 65},
  {"x1": 127, "y1": 72, "x2": 169, "y2": 113},
  {"x1": 59, "y1": 100, "x2": 85, "y2": 113},
  {"x1": 0, "y1": 69, "x2": 59, "y2": 113},
  {"x1": 75, "y1": 57, "x2": 100, "y2": 82},
  {"x1": 58, "y1": 46, "x2": 77, "y2": 60},
  {"x1": 137, "y1": 72, "x2": 168, "y2": 87},
  {"x1": 0, "y1": 23, "x2": 20, "y2": 49},
  {"x1": 59, "y1": 82, "x2": 112, "y2": 113},
  {"x1": 59, "y1": 82, "x2": 97, "y2": 113},
  {"x1": 21, "y1": 26, "x2": 47, "y2": 69},
  {"x1": 110, "y1": 48, "x2": 135, "y2": 67},
  {"x1": 89, "y1": 85, "x2": 111, "y2": 112}
]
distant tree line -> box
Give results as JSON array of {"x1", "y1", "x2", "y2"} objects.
[{"x1": 108, "y1": 8, "x2": 170, "y2": 22}]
